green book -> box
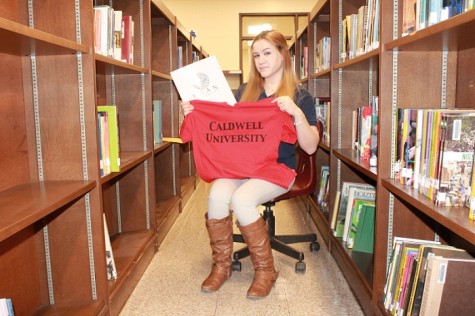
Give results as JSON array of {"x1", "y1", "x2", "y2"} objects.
[
  {"x1": 352, "y1": 204, "x2": 375, "y2": 253},
  {"x1": 97, "y1": 105, "x2": 120, "y2": 172}
]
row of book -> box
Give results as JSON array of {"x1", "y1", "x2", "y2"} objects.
[
  {"x1": 402, "y1": 0, "x2": 475, "y2": 36},
  {"x1": 315, "y1": 36, "x2": 330, "y2": 73},
  {"x1": 383, "y1": 236, "x2": 475, "y2": 316},
  {"x1": 96, "y1": 101, "x2": 163, "y2": 176},
  {"x1": 97, "y1": 105, "x2": 120, "y2": 176},
  {"x1": 0, "y1": 298, "x2": 14, "y2": 316},
  {"x1": 331, "y1": 182, "x2": 376, "y2": 253},
  {"x1": 351, "y1": 96, "x2": 379, "y2": 165},
  {"x1": 314, "y1": 96, "x2": 330, "y2": 144},
  {"x1": 93, "y1": 5, "x2": 134, "y2": 63},
  {"x1": 394, "y1": 108, "x2": 475, "y2": 216},
  {"x1": 341, "y1": 0, "x2": 380, "y2": 62}
]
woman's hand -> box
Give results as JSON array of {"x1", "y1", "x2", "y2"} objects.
[
  {"x1": 180, "y1": 101, "x2": 194, "y2": 116},
  {"x1": 273, "y1": 96, "x2": 319, "y2": 155},
  {"x1": 273, "y1": 96, "x2": 300, "y2": 117}
]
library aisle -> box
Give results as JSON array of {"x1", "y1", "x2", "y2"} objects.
[{"x1": 120, "y1": 180, "x2": 364, "y2": 315}]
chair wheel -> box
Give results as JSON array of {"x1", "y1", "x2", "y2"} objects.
[
  {"x1": 310, "y1": 241, "x2": 320, "y2": 252},
  {"x1": 295, "y1": 261, "x2": 306, "y2": 272},
  {"x1": 232, "y1": 260, "x2": 242, "y2": 272}
]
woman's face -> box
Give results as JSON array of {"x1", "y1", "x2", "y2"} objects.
[{"x1": 252, "y1": 39, "x2": 284, "y2": 80}]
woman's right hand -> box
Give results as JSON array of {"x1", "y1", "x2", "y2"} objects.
[{"x1": 180, "y1": 101, "x2": 194, "y2": 116}]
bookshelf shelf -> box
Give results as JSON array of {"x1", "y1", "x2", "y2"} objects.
[
  {"x1": 382, "y1": 179, "x2": 475, "y2": 245},
  {"x1": 0, "y1": 17, "x2": 89, "y2": 55},
  {"x1": 154, "y1": 141, "x2": 172, "y2": 154},
  {"x1": 384, "y1": 9, "x2": 475, "y2": 51},
  {"x1": 0, "y1": 181, "x2": 96, "y2": 241},
  {"x1": 310, "y1": 67, "x2": 331, "y2": 79},
  {"x1": 333, "y1": 49, "x2": 379, "y2": 70},
  {"x1": 95, "y1": 55, "x2": 149, "y2": 75},
  {"x1": 100, "y1": 151, "x2": 152, "y2": 184},
  {"x1": 152, "y1": 70, "x2": 173, "y2": 80},
  {"x1": 333, "y1": 149, "x2": 377, "y2": 180}
]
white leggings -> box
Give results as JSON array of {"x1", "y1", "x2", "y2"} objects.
[{"x1": 207, "y1": 178, "x2": 293, "y2": 226}]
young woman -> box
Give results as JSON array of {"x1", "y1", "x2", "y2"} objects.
[{"x1": 181, "y1": 30, "x2": 320, "y2": 298}]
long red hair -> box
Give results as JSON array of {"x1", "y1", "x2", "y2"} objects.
[{"x1": 240, "y1": 30, "x2": 299, "y2": 102}]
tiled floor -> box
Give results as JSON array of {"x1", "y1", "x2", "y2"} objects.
[{"x1": 120, "y1": 180, "x2": 365, "y2": 315}]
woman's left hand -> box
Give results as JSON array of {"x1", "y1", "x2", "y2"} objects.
[{"x1": 273, "y1": 96, "x2": 300, "y2": 117}]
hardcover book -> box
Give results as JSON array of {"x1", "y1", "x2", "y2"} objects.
[
  {"x1": 435, "y1": 112, "x2": 475, "y2": 207},
  {"x1": 171, "y1": 55, "x2": 237, "y2": 105},
  {"x1": 352, "y1": 204, "x2": 375, "y2": 253},
  {"x1": 419, "y1": 255, "x2": 475, "y2": 316}
]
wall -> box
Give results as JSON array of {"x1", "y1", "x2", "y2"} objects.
[{"x1": 161, "y1": 0, "x2": 315, "y2": 71}]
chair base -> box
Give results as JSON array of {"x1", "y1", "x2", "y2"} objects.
[{"x1": 232, "y1": 205, "x2": 320, "y2": 273}]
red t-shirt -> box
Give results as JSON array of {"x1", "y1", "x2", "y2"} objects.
[{"x1": 180, "y1": 99, "x2": 297, "y2": 188}]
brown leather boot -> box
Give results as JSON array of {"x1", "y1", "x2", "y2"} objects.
[
  {"x1": 201, "y1": 214, "x2": 233, "y2": 292},
  {"x1": 238, "y1": 217, "x2": 279, "y2": 299}
]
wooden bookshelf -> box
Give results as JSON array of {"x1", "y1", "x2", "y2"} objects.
[
  {"x1": 303, "y1": 0, "x2": 333, "y2": 246},
  {"x1": 306, "y1": 0, "x2": 475, "y2": 315},
  {"x1": 0, "y1": 1, "x2": 108, "y2": 315},
  {"x1": 0, "y1": 1, "x2": 203, "y2": 314}
]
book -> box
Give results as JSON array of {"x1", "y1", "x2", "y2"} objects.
[
  {"x1": 359, "y1": 105, "x2": 372, "y2": 161},
  {"x1": 413, "y1": 109, "x2": 424, "y2": 190},
  {"x1": 103, "y1": 214, "x2": 117, "y2": 280},
  {"x1": 98, "y1": 112, "x2": 110, "y2": 175},
  {"x1": 470, "y1": 158, "x2": 475, "y2": 220},
  {"x1": 330, "y1": 190, "x2": 341, "y2": 230},
  {"x1": 162, "y1": 137, "x2": 183, "y2": 144},
  {"x1": 97, "y1": 105, "x2": 120, "y2": 172},
  {"x1": 390, "y1": 244, "x2": 419, "y2": 315},
  {"x1": 342, "y1": 186, "x2": 376, "y2": 244},
  {"x1": 347, "y1": 199, "x2": 375, "y2": 248},
  {"x1": 370, "y1": 96, "x2": 379, "y2": 160},
  {"x1": 170, "y1": 55, "x2": 237, "y2": 105},
  {"x1": 407, "y1": 244, "x2": 472, "y2": 315},
  {"x1": 113, "y1": 10, "x2": 123, "y2": 60},
  {"x1": 352, "y1": 204, "x2": 375, "y2": 253},
  {"x1": 402, "y1": 0, "x2": 417, "y2": 35},
  {"x1": 420, "y1": 255, "x2": 475, "y2": 316},
  {"x1": 317, "y1": 165, "x2": 330, "y2": 207},
  {"x1": 121, "y1": 15, "x2": 133, "y2": 63},
  {"x1": 435, "y1": 112, "x2": 475, "y2": 207},
  {"x1": 93, "y1": 5, "x2": 114, "y2": 57},
  {"x1": 0, "y1": 298, "x2": 14, "y2": 316},
  {"x1": 153, "y1": 100, "x2": 163, "y2": 144}
]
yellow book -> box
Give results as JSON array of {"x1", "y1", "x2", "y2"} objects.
[{"x1": 162, "y1": 136, "x2": 183, "y2": 144}]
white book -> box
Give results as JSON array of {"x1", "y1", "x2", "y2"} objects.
[
  {"x1": 103, "y1": 214, "x2": 117, "y2": 280},
  {"x1": 113, "y1": 10, "x2": 123, "y2": 61},
  {"x1": 171, "y1": 55, "x2": 237, "y2": 105}
]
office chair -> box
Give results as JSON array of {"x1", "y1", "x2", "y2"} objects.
[{"x1": 232, "y1": 120, "x2": 324, "y2": 272}]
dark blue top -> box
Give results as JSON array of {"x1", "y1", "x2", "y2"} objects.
[{"x1": 234, "y1": 84, "x2": 316, "y2": 169}]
